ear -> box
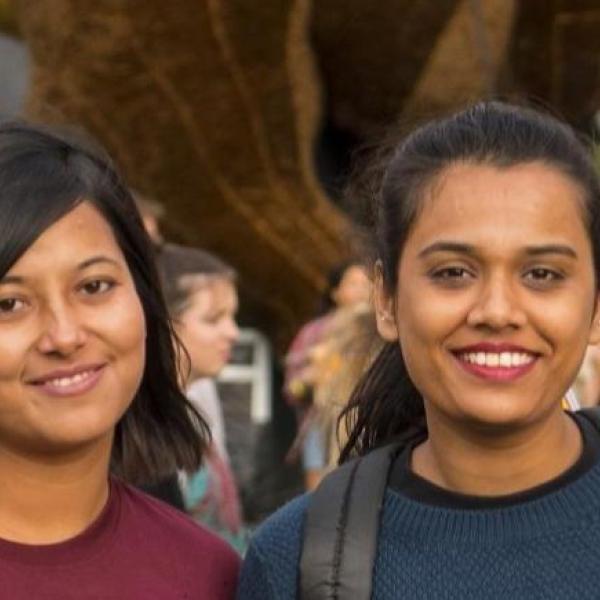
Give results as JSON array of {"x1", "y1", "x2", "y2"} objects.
[
  {"x1": 589, "y1": 292, "x2": 600, "y2": 345},
  {"x1": 374, "y1": 261, "x2": 399, "y2": 342}
]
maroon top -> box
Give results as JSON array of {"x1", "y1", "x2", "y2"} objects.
[{"x1": 0, "y1": 478, "x2": 240, "y2": 599}]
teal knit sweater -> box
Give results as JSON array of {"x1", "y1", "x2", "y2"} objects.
[{"x1": 237, "y1": 421, "x2": 600, "y2": 599}]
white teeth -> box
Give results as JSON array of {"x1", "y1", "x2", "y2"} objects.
[
  {"x1": 48, "y1": 370, "x2": 93, "y2": 388},
  {"x1": 499, "y1": 352, "x2": 511, "y2": 367},
  {"x1": 459, "y1": 352, "x2": 535, "y2": 368}
]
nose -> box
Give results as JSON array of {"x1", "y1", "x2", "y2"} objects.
[
  {"x1": 224, "y1": 318, "x2": 240, "y2": 343},
  {"x1": 466, "y1": 274, "x2": 526, "y2": 330},
  {"x1": 36, "y1": 302, "x2": 87, "y2": 356}
]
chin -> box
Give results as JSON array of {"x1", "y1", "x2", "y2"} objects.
[
  {"x1": 453, "y1": 397, "x2": 546, "y2": 431},
  {"x1": 40, "y1": 406, "x2": 124, "y2": 452},
  {"x1": 196, "y1": 366, "x2": 222, "y2": 379},
  {"x1": 24, "y1": 427, "x2": 112, "y2": 458},
  {"x1": 62, "y1": 419, "x2": 116, "y2": 444},
  {"x1": 212, "y1": 360, "x2": 229, "y2": 376}
]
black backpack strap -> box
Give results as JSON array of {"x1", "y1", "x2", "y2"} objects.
[
  {"x1": 577, "y1": 406, "x2": 600, "y2": 432},
  {"x1": 299, "y1": 442, "x2": 401, "y2": 600}
]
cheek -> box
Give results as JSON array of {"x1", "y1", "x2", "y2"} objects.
[
  {"x1": 396, "y1": 301, "x2": 449, "y2": 390},
  {"x1": 100, "y1": 293, "x2": 147, "y2": 369},
  {"x1": 0, "y1": 351, "x2": 25, "y2": 389},
  {"x1": 396, "y1": 280, "x2": 465, "y2": 348},
  {"x1": 531, "y1": 285, "x2": 596, "y2": 340},
  {"x1": 179, "y1": 323, "x2": 221, "y2": 367},
  {"x1": 531, "y1": 299, "x2": 594, "y2": 373},
  {"x1": 184, "y1": 322, "x2": 217, "y2": 349},
  {"x1": 0, "y1": 327, "x2": 31, "y2": 380},
  {"x1": 116, "y1": 304, "x2": 146, "y2": 404}
]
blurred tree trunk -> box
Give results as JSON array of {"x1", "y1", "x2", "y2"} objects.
[
  {"x1": 14, "y1": 0, "x2": 350, "y2": 346},
  {"x1": 11, "y1": 0, "x2": 600, "y2": 343}
]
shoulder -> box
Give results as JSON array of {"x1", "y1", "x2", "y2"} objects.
[
  {"x1": 302, "y1": 315, "x2": 331, "y2": 338},
  {"x1": 115, "y1": 480, "x2": 240, "y2": 577},
  {"x1": 288, "y1": 317, "x2": 331, "y2": 351},
  {"x1": 187, "y1": 377, "x2": 217, "y2": 401},
  {"x1": 252, "y1": 493, "x2": 310, "y2": 551},
  {"x1": 187, "y1": 378, "x2": 222, "y2": 423},
  {"x1": 238, "y1": 494, "x2": 309, "y2": 600}
]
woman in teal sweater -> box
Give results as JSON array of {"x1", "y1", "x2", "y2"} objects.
[{"x1": 237, "y1": 101, "x2": 600, "y2": 599}]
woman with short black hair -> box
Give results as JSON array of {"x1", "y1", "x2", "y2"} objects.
[{"x1": 0, "y1": 121, "x2": 239, "y2": 599}]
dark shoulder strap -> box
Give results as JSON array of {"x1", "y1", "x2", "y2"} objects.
[
  {"x1": 299, "y1": 442, "x2": 401, "y2": 600},
  {"x1": 577, "y1": 406, "x2": 600, "y2": 432}
]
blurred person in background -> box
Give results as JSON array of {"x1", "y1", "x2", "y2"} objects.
[
  {"x1": 283, "y1": 261, "x2": 371, "y2": 490},
  {"x1": 574, "y1": 345, "x2": 600, "y2": 407},
  {"x1": 158, "y1": 243, "x2": 248, "y2": 553},
  {"x1": 132, "y1": 190, "x2": 165, "y2": 246},
  {"x1": 310, "y1": 300, "x2": 382, "y2": 467}
]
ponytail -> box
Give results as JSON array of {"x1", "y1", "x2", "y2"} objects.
[{"x1": 338, "y1": 342, "x2": 425, "y2": 463}]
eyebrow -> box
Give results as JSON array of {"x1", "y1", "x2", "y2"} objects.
[
  {"x1": 523, "y1": 244, "x2": 578, "y2": 259},
  {"x1": 78, "y1": 256, "x2": 121, "y2": 270},
  {"x1": 418, "y1": 241, "x2": 578, "y2": 260},
  {"x1": 0, "y1": 255, "x2": 121, "y2": 285},
  {"x1": 418, "y1": 241, "x2": 476, "y2": 258}
]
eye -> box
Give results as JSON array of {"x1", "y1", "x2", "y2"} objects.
[
  {"x1": 202, "y1": 314, "x2": 221, "y2": 325},
  {"x1": 430, "y1": 266, "x2": 474, "y2": 281},
  {"x1": 79, "y1": 279, "x2": 115, "y2": 296},
  {"x1": 528, "y1": 268, "x2": 559, "y2": 280},
  {"x1": 523, "y1": 268, "x2": 564, "y2": 285},
  {"x1": 0, "y1": 297, "x2": 26, "y2": 315},
  {"x1": 428, "y1": 266, "x2": 475, "y2": 290}
]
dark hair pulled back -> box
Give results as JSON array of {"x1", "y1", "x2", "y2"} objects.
[
  {"x1": 316, "y1": 260, "x2": 365, "y2": 316},
  {"x1": 339, "y1": 100, "x2": 600, "y2": 462}
]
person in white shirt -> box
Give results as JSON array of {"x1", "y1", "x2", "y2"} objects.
[{"x1": 157, "y1": 243, "x2": 247, "y2": 552}]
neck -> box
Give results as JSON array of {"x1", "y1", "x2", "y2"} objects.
[
  {"x1": 0, "y1": 436, "x2": 112, "y2": 544},
  {"x1": 412, "y1": 407, "x2": 582, "y2": 497}
]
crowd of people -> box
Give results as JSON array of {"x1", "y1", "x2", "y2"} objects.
[{"x1": 1, "y1": 100, "x2": 600, "y2": 598}]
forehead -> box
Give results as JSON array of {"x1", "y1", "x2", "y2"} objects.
[
  {"x1": 183, "y1": 278, "x2": 236, "y2": 312},
  {"x1": 406, "y1": 161, "x2": 589, "y2": 253},
  {"x1": 208, "y1": 277, "x2": 237, "y2": 303},
  {"x1": 8, "y1": 202, "x2": 126, "y2": 274}
]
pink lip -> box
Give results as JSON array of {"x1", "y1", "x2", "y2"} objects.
[
  {"x1": 454, "y1": 358, "x2": 537, "y2": 382},
  {"x1": 27, "y1": 364, "x2": 106, "y2": 398}
]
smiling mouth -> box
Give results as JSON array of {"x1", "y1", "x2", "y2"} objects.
[
  {"x1": 45, "y1": 369, "x2": 97, "y2": 387},
  {"x1": 29, "y1": 365, "x2": 106, "y2": 397},
  {"x1": 452, "y1": 350, "x2": 538, "y2": 381},
  {"x1": 456, "y1": 351, "x2": 535, "y2": 368}
]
